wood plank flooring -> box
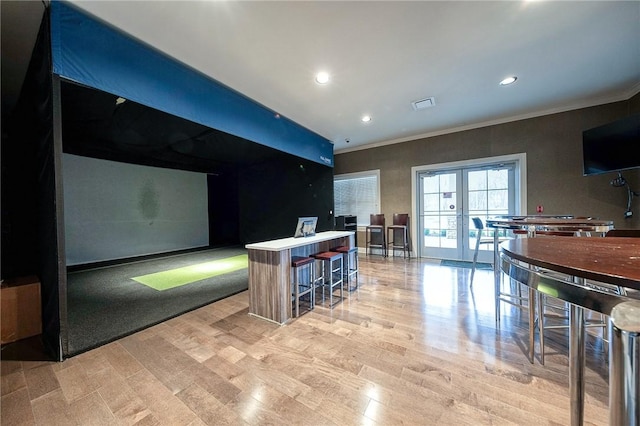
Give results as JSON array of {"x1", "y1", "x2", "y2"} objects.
[{"x1": 1, "y1": 256, "x2": 610, "y2": 425}]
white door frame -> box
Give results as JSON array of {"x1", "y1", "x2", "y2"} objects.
[{"x1": 410, "y1": 153, "x2": 527, "y2": 258}]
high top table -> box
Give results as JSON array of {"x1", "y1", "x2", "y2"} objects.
[
  {"x1": 487, "y1": 216, "x2": 614, "y2": 238},
  {"x1": 245, "y1": 231, "x2": 354, "y2": 324},
  {"x1": 500, "y1": 237, "x2": 640, "y2": 426},
  {"x1": 487, "y1": 216, "x2": 614, "y2": 331}
]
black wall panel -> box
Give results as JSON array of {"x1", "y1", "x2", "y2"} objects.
[
  {"x1": 208, "y1": 172, "x2": 240, "y2": 246},
  {"x1": 238, "y1": 155, "x2": 334, "y2": 244}
]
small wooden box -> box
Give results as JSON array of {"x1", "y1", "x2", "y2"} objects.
[{"x1": 1, "y1": 276, "x2": 42, "y2": 344}]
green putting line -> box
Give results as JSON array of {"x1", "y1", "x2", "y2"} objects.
[{"x1": 132, "y1": 254, "x2": 248, "y2": 291}]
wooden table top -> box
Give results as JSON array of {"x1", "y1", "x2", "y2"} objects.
[
  {"x1": 501, "y1": 237, "x2": 640, "y2": 290},
  {"x1": 487, "y1": 217, "x2": 614, "y2": 227}
]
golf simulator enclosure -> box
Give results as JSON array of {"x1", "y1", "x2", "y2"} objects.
[{"x1": 3, "y1": 1, "x2": 335, "y2": 359}]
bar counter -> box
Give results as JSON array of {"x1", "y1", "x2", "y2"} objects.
[{"x1": 245, "y1": 231, "x2": 354, "y2": 324}]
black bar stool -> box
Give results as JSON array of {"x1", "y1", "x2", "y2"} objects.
[
  {"x1": 312, "y1": 251, "x2": 343, "y2": 307},
  {"x1": 291, "y1": 256, "x2": 316, "y2": 317},
  {"x1": 333, "y1": 245, "x2": 359, "y2": 291}
]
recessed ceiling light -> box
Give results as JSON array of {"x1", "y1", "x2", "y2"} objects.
[
  {"x1": 315, "y1": 71, "x2": 330, "y2": 84},
  {"x1": 361, "y1": 115, "x2": 372, "y2": 123},
  {"x1": 500, "y1": 76, "x2": 518, "y2": 86}
]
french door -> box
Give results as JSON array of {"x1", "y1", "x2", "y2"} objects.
[{"x1": 416, "y1": 163, "x2": 517, "y2": 261}]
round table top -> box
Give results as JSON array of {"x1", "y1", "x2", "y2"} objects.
[
  {"x1": 487, "y1": 216, "x2": 614, "y2": 227},
  {"x1": 500, "y1": 237, "x2": 640, "y2": 290}
]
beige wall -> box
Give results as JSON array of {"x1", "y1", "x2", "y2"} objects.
[{"x1": 335, "y1": 94, "x2": 640, "y2": 246}]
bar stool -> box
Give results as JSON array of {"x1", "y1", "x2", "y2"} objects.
[
  {"x1": 333, "y1": 245, "x2": 359, "y2": 291},
  {"x1": 291, "y1": 256, "x2": 316, "y2": 318},
  {"x1": 387, "y1": 213, "x2": 410, "y2": 258},
  {"x1": 312, "y1": 251, "x2": 344, "y2": 307},
  {"x1": 365, "y1": 214, "x2": 386, "y2": 256},
  {"x1": 536, "y1": 297, "x2": 605, "y2": 364},
  {"x1": 535, "y1": 227, "x2": 635, "y2": 364}
]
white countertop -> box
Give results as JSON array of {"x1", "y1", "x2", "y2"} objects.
[{"x1": 245, "y1": 231, "x2": 353, "y2": 252}]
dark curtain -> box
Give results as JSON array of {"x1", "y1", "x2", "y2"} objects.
[{"x1": 2, "y1": 8, "x2": 62, "y2": 360}]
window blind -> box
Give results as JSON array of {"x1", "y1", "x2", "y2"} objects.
[{"x1": 334, "y1": 172, "x2": 379, "y2": 226}]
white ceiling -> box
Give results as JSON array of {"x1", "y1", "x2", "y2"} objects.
[{"x1": 2, "y1": 1, "x2": 640, "y2": 153}]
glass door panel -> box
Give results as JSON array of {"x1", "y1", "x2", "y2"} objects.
[
  {"x1": 418, "y1": 171, "x2": 461, "y2": 259},
  {"x1": 463, "y1": 166, "x2": 515, "y2": 262}
]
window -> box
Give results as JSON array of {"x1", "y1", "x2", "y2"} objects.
[{"x1": 334, "y1": 170, "x2": 380, "y2": 226}]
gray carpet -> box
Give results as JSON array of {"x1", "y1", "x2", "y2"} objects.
[
  {"x1": 66, "y1": 247, "x2": 248, "y2": 356},
  {"x1": 440, "y1": 259, "x2": 492, "y2": 270}
]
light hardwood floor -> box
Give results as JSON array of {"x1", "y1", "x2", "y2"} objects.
[{"x1": 1, "y1": 256, "x2": 610, "y2": 425}]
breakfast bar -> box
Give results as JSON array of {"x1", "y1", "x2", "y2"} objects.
[{"x1": 245, "y1": 230, "x2": 354, "y2": 324}]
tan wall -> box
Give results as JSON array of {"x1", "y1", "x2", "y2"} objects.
[{"x1": 335, "y1": 94, "x2": 640, "y2": 245}]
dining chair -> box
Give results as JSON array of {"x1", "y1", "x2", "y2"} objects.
[{"x1": 469, "y1": 217, "x2": 509, "y2": 288}]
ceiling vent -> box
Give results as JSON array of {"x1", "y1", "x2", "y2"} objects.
[{"x1": 411, "y1": 97, "x2": 435, "y2": 111}]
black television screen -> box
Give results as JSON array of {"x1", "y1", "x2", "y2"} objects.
[{"x1": 582, "y1": 114, "x2": 640, "y2": 176}]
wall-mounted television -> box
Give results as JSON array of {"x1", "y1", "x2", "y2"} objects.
[{"x1": 582, "y1": 114, "x2": 640, "y2": 176}]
